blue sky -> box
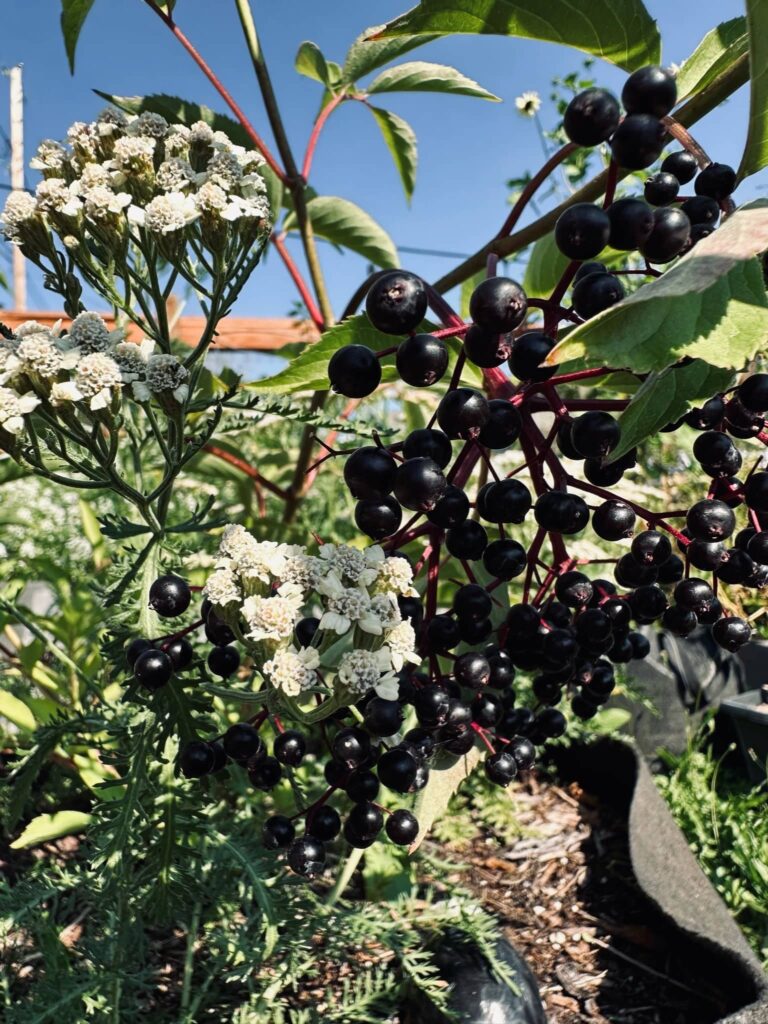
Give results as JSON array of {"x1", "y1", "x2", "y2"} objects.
[{"x1": 0, "y1": 0, "x2": 763, "y2": 324}]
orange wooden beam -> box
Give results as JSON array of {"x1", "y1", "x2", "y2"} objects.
[{"x1": 0, "y1": 310, "x2": 319, "y2": 352}]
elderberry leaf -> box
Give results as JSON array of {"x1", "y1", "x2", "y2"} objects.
[
  {"x1": 341, "y1": 25, "x2": 439, "y2": 85},
  {"x1": 738, "y1": 0, "x2": 768, "y2": 179},
  {"x1": 61, "y1": 0, "x2": 97, "y2": 74},
  {"x1": 94, "y1": 91, "x2": 284, "y2": 215},
  {"x1": 675, "y1": 17, "x2": 748, "y2": 100},
  {"x1": 284, "y1": 195, "x2": 398, "y2": 268},
  {"x1": 608, "y1": 359, "x2": 734, "y2": 462},
  {"x1": 371, "y1": 0, "x2": 661, "y2": 73},
  {"x1": 548, "y1": 200, "x2": 768, "y2": 374},
  {"x1": 10, "y1": 810, "x2": 92, "y2": 850},
  {"x1": 369, "y1": 106, "x2": 418, "y2": 201},
  {"x1": 366, "y1": 61, "x2": 499, "y2": 101},
  {"x1": 295, "y1": 41, "x2": 334, "y2": 87},
  {"x1": 409, "y1": 745, "x2": 483, "y2": 852}
]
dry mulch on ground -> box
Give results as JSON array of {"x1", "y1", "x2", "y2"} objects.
[{"x1": 439, "y1": 774, "x2": 731, "y2": 1024}]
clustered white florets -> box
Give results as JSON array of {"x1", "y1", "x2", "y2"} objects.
[
  {"x1": 0, "y1": 108, "x2": 272, "y2": 262},
  {"x1": 202, "y1": 527, "x2": 421, "y2": 705}
]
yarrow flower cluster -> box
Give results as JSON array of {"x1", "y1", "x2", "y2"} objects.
[
  {"x1": 0, "y1": 313, "x2": 190, "y2": 451},
  {"x1": 202, "y1": 526, "x2": 420, "y2": 705},
  {"x1": 1, "y1": 107, "x2": 272, "y2": 284}
]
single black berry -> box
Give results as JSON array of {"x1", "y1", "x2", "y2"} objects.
[
  {"x1": 554, "y1": 203, "x2": 610, "y2": 260},
  {"x1": 366, "y1": 270, "x2": 427, "y2": 335},
  {"x1": 248, "y1": 756, "x2": 282, "y2": 791},
  {"x1": 307, "y1": 806, "x2": 341, "y2": 842},
  {"x1": 640, "y1": 207, "x2": 691, "y2": 263},
  {"x1": 207, "y1": 644, "x2": 239, "y2": 678},
  {"x1": 463, "y1": 324, "x2": 513, "y2": 368},
  {"x1": 622, "y1": 66, "x2": 677, "y2": 118},
  {"x1": 485, "y1": 750, "x2": 518, "y2": 787},
  {"x1": 343, "y1": 446, "x2": 397, "y2": 500},
  {"x1": 363, "y1": 697, "x2": 403, "y2": 737},
  {"x1": 737, "y1": 374, "x2": 768, "y2": 414},
  {"x1": 332, "y1": 727, "x2": 371, "y2": 768},
  {"x1": 287, "y1": 835, "x2": 326, "y2": 877},
  {"x1": 328, "y1": 345, "x2": 381, "y2": 398},
  {"x1": 134, "y1": 648, "x2": 173, "y2": 690},
  {"x1": 508, "y1": 331, "x2": 557, "y2": 382},
  {"x1": 126, "y1": 637, "x2": 154, "y2": 669},
  {"x1": 555, "y1": 570, "x2": 593, "y2": 607},
  {"x1": 469, "y1": 277, "x2": 528, "y2": 333},
  {"x1": 179, "y1": 740, "x2": 215, "y2": 778},
  {"x1": 393, "y1": 457, "x2": 447, "y2": 512},
  {"x1": 686, "y1": 499, "x2": 736, "y2": 542},
  {"x1": 712, "y1": 616, "x2": 751, "y2": 652},
  {"x1": 483, "y1": 539, "x2": 527, "y2": 580},
  {"x1": 610, "y1": 114, "x2": 666, "y2": 169},
  {"x1": 223, "y1": 722, "x2": 264, "y2": 762},
  {"x1": 149, "y1": 574, "x2": 191, "y2": 618},
  {"x1": 644, "y1": 171, "x2": 680, "y2": 206},
  {"x1": 570, "y1": 411, "x2": 621, "y2": 458},
  {"x1": 572, "y1": 272, "x2": 625, "y2": 319},
  {"x1": 427, "y1": 485, "x2": 470, "y2": 529},
  {"x1": 592, "y1": 499, "x2": 636, "y2": 540},
  {"x1": 607, "y1": 197, "x2": 654, "y2": 250},
  {"x1": 661, "y1": 150, "x2": 697, "y2": 185},
  {"x1": 695, "y1": 162, "x2": 736, "y2": 201},
  {"x1": 403, "y1": 427, "x2": 453, "y2": 468},
  {"x1": 437, "y1": 388, "x2": 490, "y2": 440},
  {"x1": 386, "y1": 808, "x2": 419, "y2": 846},
  {"x1": 563, "y1": 87, "x2": 621, "y2": 146},
  {"x1": 396, "y1": 334, "x2": 449, "y2": 387},
  {"x1": 478, "y1": 399, "x2": 522, "y2": 449},
  {"x1": 377, "y1": 748, "x2": 418, "y2": 793},
  {"x1": 262, "y1": 815, "x2": 295, "y2": 850},
  {"x1": 355, "y1": 496, "x2": 402, "y2": 540},
  {"x1": 166, "y1": 637, "x2": 194, "y2": 670},
  {"x1": 446, "y1": 520, "x2": 488, "y2": 560},
  {"x1": 681, "y1": 195, "x2": 720, "y2": 227},
  {"x1": 274, "y1": 729, "x2": 306, "y2": 766}
]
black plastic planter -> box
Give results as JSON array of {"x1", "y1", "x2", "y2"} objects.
[{"x1": 721, "y1": 686, "x2": 768, "y2": 784}]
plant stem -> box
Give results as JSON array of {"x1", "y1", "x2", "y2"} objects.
[
  {"x1": 302, "y1": 93, "x2": 348, "y2": 180},
  {"x1": 270, "y1": 233, "x2": 324, "y2": 329},
  {"x1": 326, "y1": 845, "x2": 365, "y2": 906}
]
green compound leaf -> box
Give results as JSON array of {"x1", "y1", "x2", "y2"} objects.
[
  {"x1": 367, "y1": 61, "x2": 500, "y2": 101},
  {"x1": 372, "y1": 0, "x2": 661, "y2": 72},
  {"x1": 675, "y1": 17, "x2": 748, "y2": 100},
  {"x1": 739, "y1": 0, "x2": 768, "y2": 180},
  {"x1": 95, "y1": 91, "x2": 284, "y2": 214},
  {"x1": 369, "y1": 106, "x2": 418, "y2": 202},
  {"x1": 295, "y1": 41, "x2": 333, "y2": 86},
  {"x1": 11, "y1": 810, "x2": 92, "y2": 850},
  {"x1": 341, "y1": 24, "x2": 439, "y2": 85},
  {"x1": 409, "y1": 745, "x2": 483, "y2": 852},
  {"x1": 61, "y1": 0, "x2": 97, "y2": 74},
  {"x1": 608, "y1": 360, "x2": 735, "y2": 462},
  {"x1": 548, "y1": 200, "x2": 768, "y2": 374},
  {"x1": 285, "y1": 195, "x2": 399, "y2": 268}
]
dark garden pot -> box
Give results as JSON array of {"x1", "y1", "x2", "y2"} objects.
[
  {"x1": 721, "y1": 686, "x2": 768, "y2": 784},
  {"x1": 554, "y1": 739, "x2": 768, "y2": 1024},
  {"x1": 401, "y1": 929, "x2": 546, "y2": 1024}
]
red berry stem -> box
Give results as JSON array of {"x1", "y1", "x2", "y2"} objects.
[
  {"x1": 495, "y1": 142, "x2": 579, "y2": 240},
  {"x1": 471, "y1": 722, "x2": 496, "y2": 755},
  {"x1": 156, "y1": 617, "x2": 205, "y2": 647},
  {"x1": 270, "y1": 233, "x2": 325, "y2": 330}
]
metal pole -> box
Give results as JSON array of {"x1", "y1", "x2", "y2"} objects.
[{"x1": 8, "y1": 65, "x2": 26, "y2": 311}]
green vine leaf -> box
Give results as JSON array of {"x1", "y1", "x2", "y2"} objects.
[
  {"x1": 608, "y1": 360, "x2": 735, "y2": 462},
  {"x1": 11, "y1": 810, "x2": 92, "y2": 849},
  {"x1": 371, "y1": 0, "x2": 661, "y2": 72},
  {"x1": 295, "y1": 41, "x2": 333, "y2": 86},
  {"x1": 341, "y1": 24, "x2": 439, "y2": 85},
  {"x1": 284, "y1": 195, "x2": 399, "y2": 268},
  {"x1": 738, "y1": 0, "x2": 768, "y2": 180},
  {"x1": 369, "y1": 106, "x2": 418, "y2": 202},
  {"x1": 366, "y1": 61, "x2": 500, "y2": 101},
  {"x1": 675, "y1": 17, "x2": 748, "y2": 100},
  {"x1": 61, "y1": 0, "x2": 97, "y2": 73},
  {"x1": 409, "y1": 746, "x2": 483, "y2": 852},
  {"x1": 548, "y1": 200, "x2": 768, "y2": 374}
]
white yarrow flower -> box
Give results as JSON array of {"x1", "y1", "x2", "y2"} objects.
[
  {"x1": 318, "y1": 575, "x2": 381, "y2": 635},
  {"x1": 146, "y1": 353, "x2": 190, "y2": 404},
  {"x1": 0, "y1": 191, "x2": 38, "y2": 242},
  {"x1": 0, "y1": 387, "x2": 40, "y2": 434},
  {"x1": 263, "y1": 645, "x2": 320, "y2": 697},
  {"x1": 74, "y1": 352, "x2": 123, "y2": 410},
  {"x1": 386, "y1": 620, "x2": 420, "y2": 672},
  {"x1": 142, "y1": 191, "x2": 199, "y2": 234},
  {"x1": 203, "y1": 567, "x2": 242, "y2": 608},
  {"x1": 337, "y1": 647, "x2": 398, "y2": 699},
  {"x1": 114, "y1": 338, "x2": 155, "y2": 401},
  {"x1": 373, "y1": 554, "x2": 417, "y2": 597},
  {"x1": 68, "y1": 312, "x2": 118, "y2": 354},
  {"x1": 242, "y1": 584, "x2": 304, "y2": 643}
]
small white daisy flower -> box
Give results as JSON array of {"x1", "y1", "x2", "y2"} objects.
[
  {"x1": 242, "y1": 584, "x2": 304, "y2": 643},
  {"x1": 203, "y1": 566, "x2": 242, "y2": 608},
  {"x1": 140, "y1": 191, "x2": 199, "y2": 234},
  {"x1": 318, "y1": 575, "x2": 381, "y2": 635},
  {"x1": 74, "y1": 352, "x2": 123, "y2": 410},
  {"x1": 263, "y1": 645, "x2": 320, "y2": 697},
  {"x1": 0, "y1": 387, "x2": 40, "y2": 434},
  {"x1": 372, "y1": 554, "x2": 417, "y2": 597},
  {"x1": 515, "y1": 91, "x2": 541, "y2": 117},
  {"x1": 29, "y1": 139, "x2": 69, "y2": 176}
]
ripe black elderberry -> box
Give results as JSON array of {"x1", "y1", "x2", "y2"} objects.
[
  {"x1": 712, "y1": 616, "x2": 752, "y2": 652},
  {"x1": 640, "y1": 207, "x2": 691, "y2": 263},
  {"x1": 592, "y1": 499, "x2": 637, "y2": 540},
  {"x1": 377, "y1": 748, "x2": 418, "y2": 793},
  {"x1": 248, "y1": 757, "x2": 282, "y2": 791},
  {"x1": 167, "y1": 637, "x2": 194, "y2": 670},
  {"x1": 662, "y1": 151, "x2": 698, "y2": 185},
  {"x1": 149, "y1": 574, "x2": 191, "y2": 618},
  {"x1": 262, "y1": 815, "x2": 295, "y2": 850},
  {"x1": 534, "y1": 491, "x2": 589, "y2": 535},
  {"x1": 570, "y1": 411, "x2": 621, "y2": 458},
  {"x1": 396, "y1": 333, "x2": 449, "y2": 387},
  {"x1": 737, "y1": 373, "x2": 768, "y2": 413},
  {"x1": 223, "y1": 722, "x2": 263, "y2": 763},
  {"x1": 393, "y1": 457, "x2": 447, "y2": 511},
  {"x1": 134, "y1": 648, "x2": 173, "y2": 690},
  {"x1": 328, "y1": 344, "x2": 381, "y2": 398},
  {"x1": 343, "y1": 446, "x2": 397, "y2": 500},
  {"x1": 695, "y1": 162, "x2": 736, "y2": 201},
  {"x1": 681, "y1": 195, "x2": 720, "y2": 227},
  {"x1": 207, "y1": 644, "x2": 240, "y2": 678},
  {"x1": 454, "y1": 651, "x2": 491, "y2": 687},
  {"x1": 332, "y1": 727, "x2": 371, "y2": 768},
  {"x1": 453, "y1": 583, "x2": 493, "y2": 622},
  {"x1": 126, "y1": 637, "x2": 154, "y2": 668},
  {"x1": 463, "y1": 325, "x2": 513, "y2": 368},
  {"x1": 427, "y1": 485, "x2": 470, "y2": 528},
  {"x1": 437, "y1": 387, "x2": 490, "y2": 439},
  {"x1": 478, "y1": 399, "x2": 522, "y2": 449},
  {"x1": 446, "y1": 520, "x2": 488, "y2": 560},
  {"x1": 508, "y1": 331, "x2": 557, "y2": 382},
  {"x1": 563, "y1": 87, "x2": 620, "y2": 146},
  {"x1": 644, "y1": 171, "x2": 680, "y2": 206},
  {"x1": 307, "y1": 806, "x2": 341, "y2": 842},
  {"x1": 179, "y1": 740, "x2": 215, "y2": 778},
  {"x1": 631, "y1": 530, "x2": 672, "y2": 566},
  {"x1": 484, "y1": 539, "x2": 527, "y2": 580},
  {"x1": 686, "y1": 499, "x2": 736, "y2": 542},
  {"x1": 555, "y1": 571, "x2": 593, "y2": 607},
  {"x1": 485, "y1": 750, "x2": 518, "y2": 787},
  {"x1": 745, "y1": 472, "x2": 768, "y2": 513},
  {"x1": 274, "y1": 730, "x2": 306, "y2": 766},
  {"x1": 386, "y1": 809, "x2": 419, "y2": 846},
  {"x1": 554, "y1": 203, "x2": 610, "y2": 260},
  {"x1": 480, "y1": 479, "x2": 532, "y2": 524},
  {"x1": 403, "y1": 427, "x2": 453, "y2": 467},
  {"x1": 572, "y1": 272, "x2": 625, "y2": 319},
  {"x1": 426, "y1": 614, "x2": 461, "y2": 652},
  {"x1": 365, "y1": 270, "x2": 427, "y2": 335},
  {"x1": 622, "y1": 65, "x2": 677, "y2": 118},
  {"x1": 610, "y1": 114, "x2": 666, "y2": 169},
  {"x1": 363, "y1": 697, "x2": 403, "y2": 737},
  {"x1": 287, "y1": 836, "x2": 326, "y2": 877},
  {"x1": 607, "y1": 197, "x2": 655, "y2": 251},
  {"x1": 469, "y1": 277, "x2": 528, "y2": 333},
  {"x1": 355, "y1": 496, "x2": 402, "y2": 540}
]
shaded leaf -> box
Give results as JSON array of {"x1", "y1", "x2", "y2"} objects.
[
  {"x1": 94, "y1": 91, "x2": 283, "y2": 214},
  {"x1": 675, "y1": 18, "x2": 748, "y2": 100},
  {"x1": 286, "y1": 195, "x2": 398, "y2": 268},
  {"x1": 372, "y1": 0, "x2": 661, "y2": 72},
  {"x1": 409, "y1": 745, "x2": 483, "y2": 851},
  {"x1": 367, "y1": 61, "x2": 499, "y2": 100},
  {"x1": 11, "y1": 810, "x2": 92, "y2": 849},
  {"x1": 591, "y1": 707, "x2": 632, "y2": 734},
  {"x1": 738, "y1": 0, "x2": 768, "y2": 180},
  {"x1": 548, "y1": 200, "x2": 768, "y2": 373},
  {"x1": 523, "y1": 232, "x2": 570, "y2": 297},
  {"x1": 609, "y1": 360, "x2": 735, "y2": 461},
  {"x1": 61, "y1": 0, "x2": 97, "y2": 74},
  {"x1": 342, "y1": 24, "x2": 439, "y2": 84},
  {"x1": 295, "y1": 40, "x2": 332, "y2": 86},
  {"x1": 369, "y1": 106, "x2": 418, "y2": 201}
]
